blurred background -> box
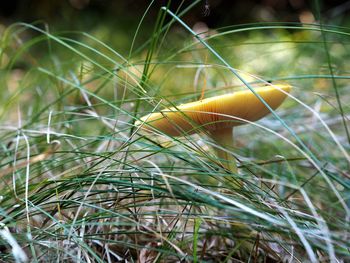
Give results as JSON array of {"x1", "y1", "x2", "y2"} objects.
[
  {"x1": 1, "y1": 0, "x2": 350, "y2": 60},
  {"x1": 1, "y1": 1, "x2": 350, "y2": 103},
  {"x1": 1, "y1": 0, "x2": 350, "y2": 31},
  {"x1": 0, "y1": 0, "x2": 350, "y2": 26},
  {"x1": 1, "y1": 0, "x2": 350, "y2": 77}
]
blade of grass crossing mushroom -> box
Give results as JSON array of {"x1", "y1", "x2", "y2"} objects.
[
  {"x1": 161, "y1": 7, "x2": 350, "y2": 216},
  {"x1": 160, "y1": 7, "x2": 317, "y2": 165}
]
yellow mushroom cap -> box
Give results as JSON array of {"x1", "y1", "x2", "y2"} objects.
[{"x1": 137, "y1": 84, "x2": 291, "y2": 137}]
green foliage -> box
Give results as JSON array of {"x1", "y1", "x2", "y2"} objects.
[{"x1": 0, "y1": 2, "x2": 349, "y2": 262}]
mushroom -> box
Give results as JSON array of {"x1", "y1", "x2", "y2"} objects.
[{"x1": 137, "y1": 84, "x2": 291, "y2": 174}]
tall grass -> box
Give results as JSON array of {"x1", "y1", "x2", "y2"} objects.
[{"x1": 0, "y1": 2, "x2": 349, "y2": 262}]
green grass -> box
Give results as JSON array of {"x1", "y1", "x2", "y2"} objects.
[{"x1": 0, "y1": 2, "x2": 350, "y2": 262}]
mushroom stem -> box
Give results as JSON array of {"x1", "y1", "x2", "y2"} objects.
[{"x1": 210, "y1": 128, "x2": 237, "y2": 173}]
